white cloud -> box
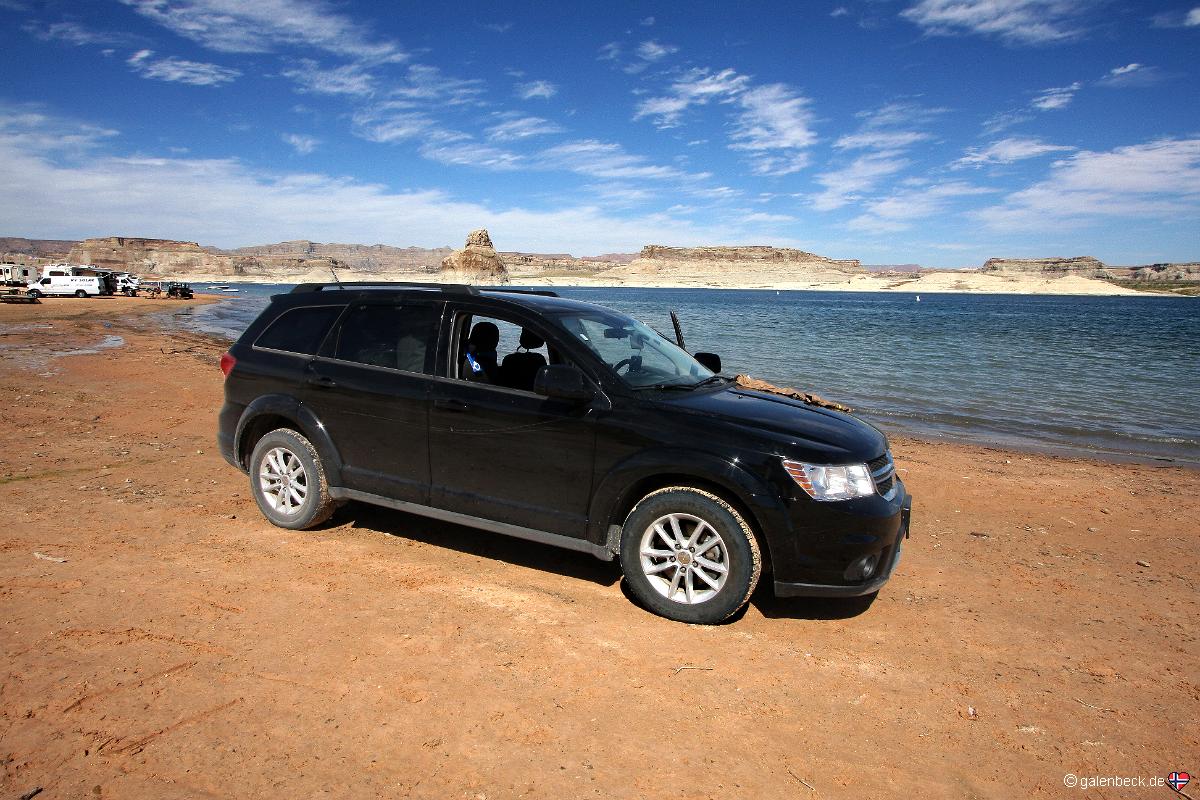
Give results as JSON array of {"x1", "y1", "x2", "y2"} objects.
[
  {"x1": 281, "y1": 60, "x2": 374, "y2": 95},
  {"x1": 975, "y1": 138, "x2": 1200, "y2": 230},
  {"x1": 419, "y1": 141, "x2": 523, "y2": 171},
  {"x1": 598, "y1": 42, "x2": 622, "y2": 61},
  {"x1": 640, "y1": 16, "x2": 655, "y2": 26},
  {"x1": 480, "y1": 21, "x2": 513, "y2": 33},
  {"x1": 856, "y1": 101, "x2": 948, "y2": 129},
  {"x1": 351, "y1": 102, "x2": 434, "y2": 143},
  {"x1": 1031, "y1": 82, "x2": 1080, "y2": 110},
  {"x1": 516, "y1": 80, "x2": 558, "y2": 100},
  {"x1": 811, "y1": 153, "x2": 912, "y2": 210},
  {"x1": 126, "y1": 50, "x2": 240, "y2": 86},
  {"x1": 849, "y1": 182, "x2": 993, "y2": 232},
  {"x1": 901, "y1": 0, "x2": 1088, "y2": 45},
  {"x1": 485, "y1": 114, "x2": 565, "y2": 141},
  {"x1": 953, "y1": 137, "x2": 1074, "y2": 168},
  {"x1": 391, "y1": 64, "x2": 485, "y2": 105},
  {"x1": 1097, "y1": 63, "x2": 1164, "y2": 88},
  {"x1": 633, "y1": 68, "x2": 749, "y2": 127},
  {"x1": 1188, "y1": 7, "x2": 1200, "y2": 25},
  {"x1": 281, "y1": 133, "x2": 319, "y2": 154},
  {"x1": 538, "y1": 140, "x2": 694, "y2": 181},
  {"x1": 729, "y1": 84, "x2": 817, "y2": 175},
  {"x1": 831, "y1": 6, "x2": 849, "y2": 17},
  {"x1": 120, "y1": 0, "x2": 406, "y2": 62},
  {"x1": 636, "y1": 40, "x2": 678, "y2": 61},
  {"x1": 835, "y1": 130, "x2": 931, "y2": 150},
  {"x1": 24, "y1": 20, "x2": 138, "y2": 47},
  {"x1": 0, "y1": 108, "x2": 757, "y2": 254},
  {"x1": 982, "y1": 109, "x2": 1033, "y2": 134}
]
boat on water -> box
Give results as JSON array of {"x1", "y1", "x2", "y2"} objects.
[
  {"x1": 221, "y1": 288, "x2": 240, "y2": 293},
  {"x1": 207, "y1": 285, "x2": 229, "y2": 290}
]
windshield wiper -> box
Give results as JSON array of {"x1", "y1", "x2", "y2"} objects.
[{"x1": 636, "y1": 375, "x2": 729, "y2": 392}]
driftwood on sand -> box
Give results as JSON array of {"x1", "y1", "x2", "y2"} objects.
[{"x1": 733, "y1": 374, "x2": 853, "y2": 413}]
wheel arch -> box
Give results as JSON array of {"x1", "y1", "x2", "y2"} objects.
[
  {"x1": 234, "y1": 395, "x2": 345, "y2": 485},
  {"x1": 589, "y1": 449, "x2": 784, "y2": 571}
]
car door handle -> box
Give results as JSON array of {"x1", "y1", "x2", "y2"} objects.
[
  {"x1": 434, "y1": 398, "x2": 471, "y2": 412},
  {"x1": 307, "y1": 375, "x2": 338, "y2": 388}
]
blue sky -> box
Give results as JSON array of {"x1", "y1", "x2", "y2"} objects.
[{"x1": 1, "y1": 0, "x2": 1197, "y2": 266}]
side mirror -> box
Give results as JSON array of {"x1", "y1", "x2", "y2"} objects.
[
  {"x1": 534, "y1": 364, "x2": 595, "y2": 402},
  {"x1": 694, "y1": 352, "x2": 722, "y2": 373}
]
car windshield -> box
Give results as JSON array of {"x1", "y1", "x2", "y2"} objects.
[{"x1": 555, "y1": 308, "x2": 715, "y2": 389}]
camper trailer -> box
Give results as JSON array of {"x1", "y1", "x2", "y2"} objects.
[{"x1": 1, "y1": 263, "x2": 38, "y2": 286}]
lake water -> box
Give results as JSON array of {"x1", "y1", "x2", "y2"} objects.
[{"x1": 172, "y1": 284, "x2": 1200, "y2": 465}]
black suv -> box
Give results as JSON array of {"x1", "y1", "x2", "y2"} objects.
[{"x1": 217, "y1": 283, "x2": 911, "y2": 623}]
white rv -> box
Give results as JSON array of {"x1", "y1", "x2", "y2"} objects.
[
  {"x1": 1, "y1": 263, "x2": 38, "y2": 286},
  {"x1": 27, "y1": 274, "x2": 103, "y2": 298}
]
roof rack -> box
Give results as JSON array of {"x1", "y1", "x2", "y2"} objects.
[{"x1": 289, "y1": 282, "x2": 558, "y2": 298}]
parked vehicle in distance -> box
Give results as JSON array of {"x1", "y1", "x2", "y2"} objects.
[
  {"x1": 2, "y1": 263, "x2": 38, "y2": 286},
  {"x1": 217, "y1": 283, "x2": 911, "y2": 623},
  {"x1": 165, "y1": 282, "x2": 193, "y2": 299},
  {"x1": 27, "y1": 274, "x2": 103, "y2": 298}
]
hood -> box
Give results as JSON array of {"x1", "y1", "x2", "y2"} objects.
[{"x1": 661, "y1": 385, "x2": 887, "y2": 463}]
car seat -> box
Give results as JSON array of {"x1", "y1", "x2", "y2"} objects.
[
  {"x1": 462, "y1": 321, "x2": 499, "y2": 382},
  {"x1": 499, "y1": 329, "x2": 549, "y2": 391}
]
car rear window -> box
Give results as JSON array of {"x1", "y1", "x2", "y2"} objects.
[
  {"x1": 255, "y1": 305, "x2": 342, "y2": 355},
  {"x1": 333, "y1": 303, "x2": 440, "y2": 373}
]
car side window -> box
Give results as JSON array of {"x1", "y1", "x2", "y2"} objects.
[
  {"x1": 452, "y1": 312, "x2": 554, "y2": 392},
  {"x1": 255, "y1": 306, "x2": 342, "y2": 355},
  {"x1": 334, "y1": 303, "x2": 439, "y2": 373}
]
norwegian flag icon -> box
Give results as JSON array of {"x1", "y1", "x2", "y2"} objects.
[{"x1": 1168, "y1": 772, "x2": 1190, "y2": 791}]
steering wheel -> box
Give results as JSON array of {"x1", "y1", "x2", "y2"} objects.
[{"x1": 613, "y1": 357, "x2": 640, "y2": 374}]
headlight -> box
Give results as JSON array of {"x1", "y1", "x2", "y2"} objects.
[{"x1": 783, "y1": 459, "x2": 876, "y2": 501}]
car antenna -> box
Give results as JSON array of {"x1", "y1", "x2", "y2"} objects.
[{"x1": 669, "y1": 311, "x2": 686, "y2": 350}]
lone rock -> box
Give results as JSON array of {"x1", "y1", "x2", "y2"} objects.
[{"x1": 440, "y1": 229, "x2": 509, "y2": 284}]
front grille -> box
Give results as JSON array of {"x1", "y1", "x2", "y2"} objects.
[{"x1": 868, "y1": 452, "x2": 895, "y2": 495}]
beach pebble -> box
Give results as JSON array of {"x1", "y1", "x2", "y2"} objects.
[
  {"x1": 969, "y1": 531, "x2": 990, "y2": 539},
  {"x1": 1136, "y1": 560, "x2": 1150, "y2": 568},
  {"x1": 1100, "y1": 508, "x2": 1111, "y2": 514},
  {"x1": 1087, "y1": 526, "x2": 1098, "y2": 532}
]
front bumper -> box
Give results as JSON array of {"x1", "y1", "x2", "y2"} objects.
[{"x1": 773, "y1": 491, "x2": 912, "y2": 598}]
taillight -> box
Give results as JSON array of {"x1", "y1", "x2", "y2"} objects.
[{"x1": 219, "y1": 351, "x2": 236, "y2": 377}]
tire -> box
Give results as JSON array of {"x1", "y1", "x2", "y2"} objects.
[
  {"x1": 75, "y1": 290, "x2": 88, "y2": 298},
  {"x1": 619, "y1": 487, "x2": 762, "y2": 624},
  {"x1": 27, "y1": 289, "x2": 41, "y2": 299},
  {"x1": 249, "y1": 428, "x2": 336, "y2": 530}
]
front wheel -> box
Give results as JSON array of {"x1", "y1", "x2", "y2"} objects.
[
  {"x1": 27, "y1": 289, "x2": 41, "y2": 298},
  {"x1": 249, "y1": 428, "x2": 337, "y2": 530},
  {"x1": 75, "y1": 290, "x2": 88, "y2": 298},
  {"x1": 620, "y1": 487, "x2": 761, "y2": 624}
]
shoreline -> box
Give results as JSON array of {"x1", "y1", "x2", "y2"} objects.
[
  {"x1": 130, "y1": 271, "x2": 1189, "y2": 297},
  {"x1": 1, "y1": 295, "x2": 1196, "y2": 798}
]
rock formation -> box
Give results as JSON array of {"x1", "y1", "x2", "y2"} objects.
[
  {"x1": 981, "y1": 256, "x2": 1109, "y2": 277},
  {"x1": 214, "y1": 240, "x2": 452, "y2": 273},
  {"x1": 439, "y1": 229, "x2": 509, "y2": 284},
  {"x1": 602, "y1": 245, "x2": 862, "y2": 285},
  {"x1": 1130, "y1": 263, "x2": 1200, "y2": 281},
  {"x1": 66, "y1": 236, "x2": 344, "y2": 279}
]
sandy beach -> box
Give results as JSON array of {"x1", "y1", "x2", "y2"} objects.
[
  {"x1": 1, "y1": 297, "x2": 1196, "y2": 799},
  {"x1": 151, "y1": 267, "x2": 1161, "y2": 296}
]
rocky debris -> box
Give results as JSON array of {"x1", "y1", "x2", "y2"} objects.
[
  {"x1": 1129, "y1": 262, "x2": 1200, "y2": 281},
  {"x1": 981, "y1": 256, "x2": 1109, "y2": 277},
  {"x1": 439, "y1": 229, "x2": 509, "y2": 284}
]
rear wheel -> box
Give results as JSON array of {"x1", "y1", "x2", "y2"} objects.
[
  {"x1": 75, "y1": 290, "x2": 87, "y2": 298},
  {"x1": 249, "y1": 428, "x2": 336, "y2": 530},
  {"x1": 27, "y1": 289, "x2": 41, "y2": 299},
  {"x1": 620, "y1": 487, "x2": 761, "y2": 624}
]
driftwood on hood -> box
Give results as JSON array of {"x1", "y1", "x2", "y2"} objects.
[{"x1": 733, "y1": 374, "x2": 853, "y2": 413}]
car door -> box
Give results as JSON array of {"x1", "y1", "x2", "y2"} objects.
[
  {"x1": 427, "y1": 305, "x2": 599, "y2": 538},
  {"x1": 303, "y1": 299, "x2": 442, "y2": 503}
]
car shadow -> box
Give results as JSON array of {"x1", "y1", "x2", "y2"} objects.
[
  {"x1": 330, "y1": 501, "x2": 622, "y2": 588},
  {"x1": 750, "y1": 585, "x2": 878, "y2": 620}
]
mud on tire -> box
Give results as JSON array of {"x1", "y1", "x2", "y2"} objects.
[{"x1": 249, "y1": 428, "x2": 337, "y2": 530}]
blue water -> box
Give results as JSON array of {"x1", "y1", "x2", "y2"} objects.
[{"x1": 174, "y1": 284, "x2": 1200, "y2": 464}]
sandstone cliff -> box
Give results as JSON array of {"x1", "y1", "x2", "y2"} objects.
[
  {"x1": 214, "y1": 240, "x2": 452, "y2": 273},
  {"x1": 600, "y1": 245, "x2": 863, "y2": 286},
  {"x1": 981, "y1": 256, "x2": 1109, "y2": 276},
  {"x1": 66, "y1": 236, "x2": 345, "y2": 279},
  {"x1": 1130, "y1": 263, "x2": 1200, "y2": 281},
  {"x1": 440, "y1": 229, "x2": 509, "y2": 284}
]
